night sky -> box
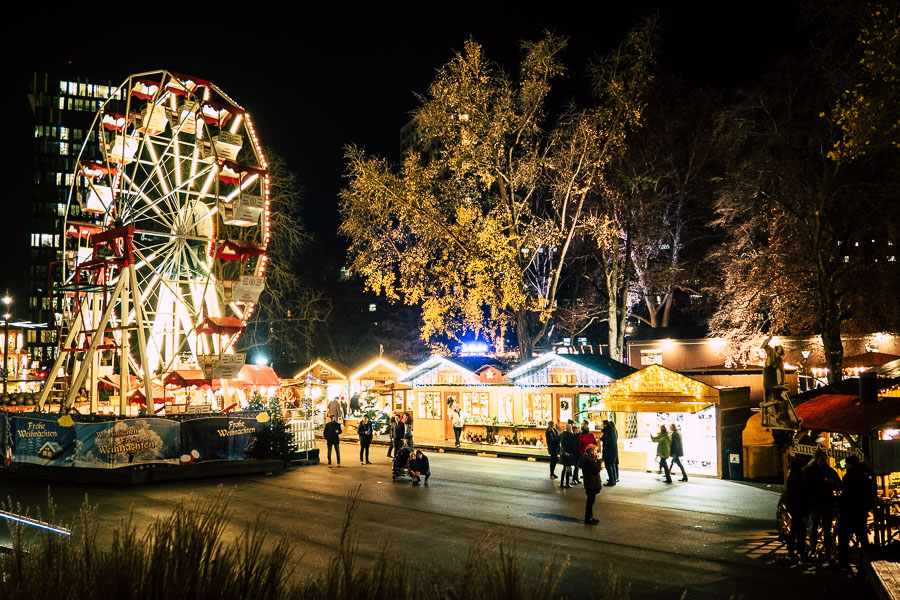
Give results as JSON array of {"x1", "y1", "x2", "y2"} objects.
[{"x1": 10, "y1": 2, "x2": 805, "y2": 303}]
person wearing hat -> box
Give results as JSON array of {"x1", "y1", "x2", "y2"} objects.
[
  {"x1": 579, "y1": 443, "x2": 602, "y2": 524},
  {"x1": 837, "y1": 455, "x2": 875, "y2": 569},
  {"x1": 804, "y1": 448, "x2": 842, "y2": 562}
]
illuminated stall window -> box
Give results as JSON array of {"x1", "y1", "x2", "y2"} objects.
[
  {"x1": 463, "y1": 391, "x2": 489, "y2": 418},
  {"x1": 498, "y1": 393, "x2": 514, "y2": 423},
  {"x1": 523, "y1": 393, "x2": 552, "y2": 424},
  {"x1": 418, "y1": 391, "x2": 443, "y2": 420},
  {"x1": 558, "y1": 395, "x2": 574, "y2": 423}
]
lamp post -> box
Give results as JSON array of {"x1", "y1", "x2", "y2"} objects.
[{"x1": 2, "y1": 295, "x2": 11, "y2": 395}]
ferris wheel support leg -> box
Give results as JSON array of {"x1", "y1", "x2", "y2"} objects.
[
  {"x1": 129, "y1": 267, "x2": 155, "y2": 416},
  {"x1": 36, "y1": 306, "x2": 86, "y2": 412},
  {"x1": 119, "y1": 275, "x2": 129, "y2": 416},
  {"x1": 89, "y1": 292, "x2": 100, "y2": 414},
  {"x1": 64, "y1": 276, "x2": 127, "y2": 411}
]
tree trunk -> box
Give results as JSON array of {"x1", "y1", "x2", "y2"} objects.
[
  {"x1": 516, "y1": 308, "x2": 534, "y2": 361},
  {"x1": 661, "y1": 293, "x2": 673, "y2": 328},
  {"x1": 820, "y1": 301, "x2": 844, "y2": 385}
]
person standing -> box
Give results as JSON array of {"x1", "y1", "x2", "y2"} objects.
[
  {"x1": 575, "y1": 422, "x2": 596, "y2": 484},
  {"x1": 601, "y1": 420, "x2": 618, "y2": 486},
  {"x1": 403, "y1": 412, "x2": 414, "y2": 449},
  {"x1": 669, "y1": 424, "x2": 688, "y2": 482},
  {"x1": 804, "y1": 448, "x2": 841, "y2": 562},
  {"x1": 837, "y1": 455, "x2": 875, "y2": 568},
  {"x1": 357, "y1": 414, "x2": 373, "y2": 464},
  {"x1": 650, "y1": 425, "x2": 673, "y2": 484},
  {"x1": 393, "y1": 414, "x2": 406, "y2": 457},
  {"x1": 558, "y1": 423, "x2": 578, "y2": 489},
  {"x1": 387, "y1": 414, "x2": 398, "y2": 458},
  {"x1": 408, "y1": 449, "x2": 431, "y2": 485},
  {"x1": 326, "y1": 396, "x2": 344, "y2": 424},
  {"x1": 545, "y1": 421, "x2": 560, "y2": 479},
  {"x1": 783, "y1": 457, "x2": 811, "y2": 562},
  {"x1": 579, "y1": 444, "x2": 602, "y2": 524},
  {"x1": 323, "y1": 415, "x2": 342, "y2": 467},
  {"x1": 451, "y1": 405, "x2": 465, "y2": 447}
]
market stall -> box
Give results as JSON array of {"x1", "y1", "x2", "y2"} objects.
[{"x1": 588, "y1": 364, "x2": 753, "y2": 478}]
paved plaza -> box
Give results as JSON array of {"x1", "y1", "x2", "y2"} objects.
[{"x1": 1, "y1": 444, "x2": 873, "y2": 599}]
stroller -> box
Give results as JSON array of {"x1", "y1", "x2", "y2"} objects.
[{"x1": 392, "y1": 446, "x2": 412, "y2": 482}]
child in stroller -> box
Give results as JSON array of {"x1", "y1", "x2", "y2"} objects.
[{"x1": 392, "y1": 447, "x2": 411, "y2": 481}]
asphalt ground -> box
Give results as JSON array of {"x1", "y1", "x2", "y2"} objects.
[{"x1": 0, "y1": 441, "x2": 874, "y2": 599}]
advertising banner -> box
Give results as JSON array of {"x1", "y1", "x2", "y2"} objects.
[
  {"x1": 73, "y1": 418, "x2": 181, "y2": 468},
  {"x1": 181, "y1": 416, "x2": 264, "y2": 462},
  {"x1": 10, "y1": 414, "x2": 77, "y2": 467}
]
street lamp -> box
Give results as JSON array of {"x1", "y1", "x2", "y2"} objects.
[{"x1": 2, "y1": 295, "x2": 11, "y2": 395}]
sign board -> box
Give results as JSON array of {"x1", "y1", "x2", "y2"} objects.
[
  {"x1": 873, "y1": 439, "x2": 900, "y2": 475},
  {"x1": 640, "y1": 349, "x2": 663, "y2": 365}
]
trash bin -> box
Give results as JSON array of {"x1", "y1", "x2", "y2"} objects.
[{"x1": 727, "y1": 452, "x2": 743, "y2": 480}]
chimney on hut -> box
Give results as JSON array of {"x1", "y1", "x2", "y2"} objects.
[{"x1": 859, "y1": 371, "x2": 879, "y2": 405}]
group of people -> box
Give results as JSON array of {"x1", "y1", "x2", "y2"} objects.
[
  {"x1": 650, "y1": 424, "x2": 688, "y2": 484},
  {"x1": 782, "y1": 448, "x2": 877, "y2": 568},
  {"x1": 545, "y1": 419, "x2": 620, "y2": 524},
  {"x1": 322, "y1": 413, "x2": 377, "y2": 466}
]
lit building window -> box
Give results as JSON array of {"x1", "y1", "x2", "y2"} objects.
[{"x1": 369, "y1": 303, "x2": 376, "y2": 312}]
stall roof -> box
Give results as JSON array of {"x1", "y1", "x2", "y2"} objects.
[
  {"x1": 164, "y1": 370, "x2": 218, "y2": 389},
  {"x1": 794, "y1": 394, "x2": 900, "y2": 435},
  {"x1": 235, "y1": 365, "x2": 280, "y2": 387},
  {"x1": 292, "y1": 359, "x2": 351, "y2": 381},
  {"x1": 842, "y1": 352, "x2": 900, "y2": 369}
]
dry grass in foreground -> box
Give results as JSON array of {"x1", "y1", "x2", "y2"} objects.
[{"x1": 2, "y1": 486, "x2": 634, "y2": 600}]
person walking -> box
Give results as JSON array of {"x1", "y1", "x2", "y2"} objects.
[
  {"x1": 387, "y1": 414, "x2": 398, "y2": 458},
  {"x1": 783, "y1": 456, "x2": 811, "y2": 562},
  {"x1": 837, "y1": 455, "x2": 875, "y2": 569},
  {"x1": 357, "y1": 414, "x2": 373, "y2": 464},
  {"x1": 650, "y1": 425, "x2": 673, "y2": 484},
  {"x1": 326, "y1": 396, "x2": 344, "y2": 424},
  {"x1": 558, "y1": 423, "x2": 578, "y2": 489},
  {"x1": 804, "y1": 448, "x2": 841, "y2": 562},
  {"x1": 323, "y1": 415, "x2": 342, "y2": 467},
  {"x1": 408, "y1": 449, "x2": 431, "y2": 486},
  {"x1": 393, "y1": 414, "x2": 406, "y2": 458},
  {"x1": 579, "y1": 444, "x2": 602, "y2": 524},
  {"x1": 601, "y1": 420, "x2": 618, "y2": 486},
  {"x1": 545, "y1": 421, "x2": 560, "y2": 479},
  {"x1": 451, "y1": 405, "x2": 465, "y2": 447},
  {"x1": 669, "y1": 424, "x2": 688, "y2": 482}
]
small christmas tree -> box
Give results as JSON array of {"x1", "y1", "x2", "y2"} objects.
[{"x1": 248, "y1": 398, "x2": 298, "y2": 462}]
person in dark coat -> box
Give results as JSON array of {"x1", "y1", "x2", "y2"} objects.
[
  {"x1": 408, "y1": 449, "x2": 430, "y2": 485},
  {"x1": 601, "y1": 420, "x2": 618, "y2": 486},
  {"x1": 804, "y1": 448, "x2": 841, "y2": 561},
  {"x1": 357, "y1": 414, "x2": 373, "y2": 464},
  {"x1": 579, "y1": 444, "x2": 602, "y2": 524},
  {"x1": 783, "y1": 456, "x2": 811, "y2": 561},
  {"x1": 837, "y1": 455, "x2": 875, "y2": 568},
  {"x1": 323, "y1": 415, "x2": 342, "y2": 467},
  {"x1": 545, "y1": 421, "x2": 560, "y2": 479},
  {"x1": 393, "y1": 415, "x2": 406, "y2": 457},
  {"x1": 387, "y1": 414, "x2": 398, "y2": 458},
  {"x1": 669, "y1": 424, "x2": 688, "y2": 482},
  {"x1": 403, "y1": 412, "x2": 414, "y2": 448},
  {"x1": 558, "y1": 423, "x2": 578, "y2": 489}
]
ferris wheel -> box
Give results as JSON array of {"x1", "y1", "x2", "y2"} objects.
[{"x1": 38, "y1": 70, "x2": 269, "y2": 414}]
